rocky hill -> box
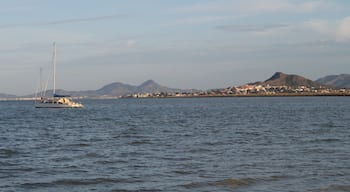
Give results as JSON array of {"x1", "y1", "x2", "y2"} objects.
[
  {"x1": 250, "y1": 72, "x2": 325, "y2": 88},
  {"x1": 135, "y1": 80, "x2": 182, "y2": 93},
  {"x1": 316, "y1": 74, "x2": 350, "y2": 88},
  {"x1": 95, "y1": 82, "x2": 136, "y2": 96},
  {"x1": 29, "y1": 80, "x2": 188, "y2": 98}
]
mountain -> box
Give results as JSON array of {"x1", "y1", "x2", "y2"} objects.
[
  {"x1": 0, "y1": 93, "x2": 17, "y2": 98},
  {"x1": 136, "y1": 80, "x2": 182, "y2": 93},
  {"x1": 316, "y1": 74, "x2": 350, "y2": 88},
  {"x1": 43, "y1": 80, "x2": 187, "y2": 98},
  {"x1": 21, "y1": 79, "x2": 191, "y2": 98},
  {"x1": 250, "y1": 72, "x2": 324, "y2": 88},
  {"x1": 95, "y1": 82, "x2": 136, "y2": 96}
]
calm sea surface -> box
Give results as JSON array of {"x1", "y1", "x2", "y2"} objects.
[{"x1": 0, "y1": 97, "x2": 349, "y2": 192}]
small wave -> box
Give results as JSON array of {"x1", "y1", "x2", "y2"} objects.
[
  {"x1": 310, "y1": 121, "x2": 341, "y2": 129},
  {"x1": 52, "y1": 156, "x2": 73, "y2": 162},
  {"x1": 172, "y1": 170, "x2": 194, "y2": 175},
  {"x1": 95, "y1": 159, "x2": 128, "y2": 164},
  {"x1": 215, "y1": 178, "x2": 257, "y2": 186},
  {"x1": 21, "y1": 177, "x2": 142, "y2": 189},
  {"x1": 0, "y1": 161, "x2": 17, "y2": 166},
  {"x1": 54, "y1": 178, "x2": 129, "y2": 185},
  {"x1": 111, "y1": 189, "x2": 161, "y2": 192},
  {"x1": 311, "y1": 184, "x2": 350, "y2": 192},
  {"x1": 90, "y1": 117, "x2": 114, "y2": 121},
  {"x1": 117, "y1": 133, "x2": 147, "y2": 139},
  {"x1": 1, "y1": 167, "x2": 35, "y2": 172},
  {"x1": 203, "y1": 141, "x2": 227, "y2": 146},
  {"x1": 319, "y1": 122, "x2": 338, "y2": 128},
  {"x1": 64, "y1": 143, "x2": 91, "y2": 147},
  {"x1": 182, "y1": 177, "x2": 256, "y2": 189},
  {"x1": 119, "y1": 151, "x2": 147, "y2": 157},
  {"x1": 83, "y1": 152, "x2": 107, "y2": 158},
  {"x1": 0, "y1": 148, "x2": 19, "y2": 158},
  {"x1": 187, "y1": 148, "x2": 212, "y2": 153},
  {"x1": 182, "y1": 175, "x2": 288, "y2": 189},
  {"x1": 304, "y1": 138, "x2": 341, "y2": 144},
  {"x1": 129, "y1": 139, "x2": 152, "y2": 145},
  {"x1": 160, "y1": 156, "x2": 192, "y2": 161}
]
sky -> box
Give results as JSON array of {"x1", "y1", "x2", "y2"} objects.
[{"x1": 1, "y1": 0, "x2": 350, "y2": 95}]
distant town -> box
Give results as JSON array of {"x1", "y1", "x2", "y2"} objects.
[{"x1": 122, "y1": 85, "x2": 350, "y2": 98}]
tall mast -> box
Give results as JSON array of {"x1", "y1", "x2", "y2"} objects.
[
  {"x1": 52, "y1": 42, "x2": 56, "y2": 96},
  {"x1": 40, "y1": 67, "x2": 43, "y2": 97}
]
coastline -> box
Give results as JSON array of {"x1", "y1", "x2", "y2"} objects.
[
  {"x1": 121, "y1": 92, "x2": 350, "y2": 99},
  {"x1": 1, "y1": 92, "x2": 349, "y2": 101}
]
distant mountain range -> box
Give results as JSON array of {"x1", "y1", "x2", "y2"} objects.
[
  {"x1": 0, "y1": 93, "x2": 17, "y2": 98},
  {"x1": 1, "y1": 73, "x2": 349, "y2": 99},
  {"x1": 316, "y1": 74, "x2": 350, "y2": 88},
  {"x1": 248, "y1": 72, "x2": 325, "y2": 88},
  {"x1": 24, "y1": 80, "x2": 192, "y2": 98},
  {"x1": 84, "y1": 80, "x2": 186, "y2": 97}
]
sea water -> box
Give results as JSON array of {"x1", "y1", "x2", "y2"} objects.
[{"x1": 0, "y1": 97, "x2": 349, "y2": 192}]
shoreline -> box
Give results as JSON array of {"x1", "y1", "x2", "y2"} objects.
[
  {"x1": 121, "y1": 92, "x2": 350, "y2": 99},
  {"x1": 1, "y1": 93, "x2": 349, "y2": 101}
]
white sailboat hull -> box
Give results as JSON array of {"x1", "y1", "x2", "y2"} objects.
[
  {"x1": 35, "y1": 97, "x2": 83, "y2": 108},
  {"x1": 35, "y1": 102, "x2": 83, "y2": 108}
]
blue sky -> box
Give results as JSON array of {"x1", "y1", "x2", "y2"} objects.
[{"x1": 1, "y1": 0, "x2": 350, "y2": 95}]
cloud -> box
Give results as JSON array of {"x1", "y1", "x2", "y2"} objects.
[
  {"x1": 37, "y1": 14, "x2": 124, "y2": 25},
  {"x1": 336, "y1": 16, "x2": 350, "y2": 41},
  {"x1": 249, "y1": 0, "x2": 334, "y2": 13},
  {"x1": 303, "y1": 20, "x2": 332, "y2": 34},
  {"x1": 0, "y1": 14, "x2": 124, "y2": 29},
  {"x1": 216, "y1": 24, "x2": 289, "y2": 32},
  {"x1": 125, "y1": 40, "x2": 137, "y2": 48},
  {"x1": 302, "y1": 17, "x2": 350, "y2": 42},
  {"x1": 175, "y1": 16, "x2": 227, "y2": 25},
  {"x1": 0, "y1": 24, "x2": 21, "y2": 29},
  {"x1": 178, "y1": 0, "x2": 336, "y2": 14},
  {"x1": 299, "y1": 0, "x2": 330, "y2": 12},
  {"x1": 215, "y1": 16, "x2": 350, "y2": 43}
]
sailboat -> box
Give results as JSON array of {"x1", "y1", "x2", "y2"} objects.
[{"x1": 35, "y1": 42, "x2": 83, "y2": 108}]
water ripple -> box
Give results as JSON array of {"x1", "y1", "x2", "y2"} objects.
[{"x1": 0, "y1": 98, "x2": 349, "y2": 192}]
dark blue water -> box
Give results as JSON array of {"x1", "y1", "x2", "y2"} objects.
[{"x1": 0, "y1": 97, "x2": 349, "y2": 192}]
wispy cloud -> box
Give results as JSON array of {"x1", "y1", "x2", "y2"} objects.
[
  {"x1": 0, "y1": 14, "x2": 125, "y2": 29},
  {"x1": 302, "y1": 20, "x2": 332, "y2": 34},
  {"x1": 0, "y1": 24, "x2": 21, "y2": 29},
  {"x1": 215, "y1": 15, "x2": 350, "y2": 43},
  {"x1": 37, "y1": 14, "x2": 124, "y2": 25},
  {"x1": 302, "y1": 17, "x2": 350, "y2": 42},
  {"x1": 336, "y1": 16, "x2": 350, "y2": 41},
  {"x1": 175, "y1": 16, "x2": 227, "y2": 25},
  {"x1": 216, "y1": 24, "x2": 289, "y2": 32},
  {"x1": 178, "y1": 0, "x2": 338, "y2": 14},
  {"x1": 245, "y1": 0, "x2": 335, "y2": 13},
  {"x1": 125, "y1": 40, "x2": 137, "y2": 48}
]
